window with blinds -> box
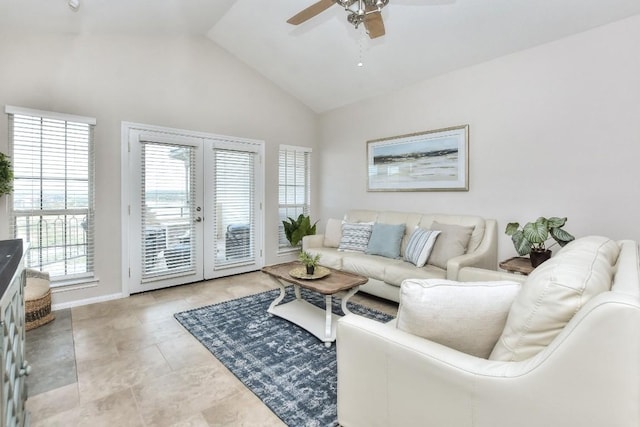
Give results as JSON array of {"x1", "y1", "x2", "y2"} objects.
[
  {"x1": 278, "y1": 145, "x2": 311, "y2": 251},
  {"x1": 6, "y1": 106, "x2": 96, "y2": 282}
]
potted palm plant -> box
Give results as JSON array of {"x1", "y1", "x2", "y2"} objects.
[
  {"x1": 505, "y1": 216, "x2": 575, "y2": 267},
  {"x1": 0, "y1": 152, "x2": 13, "y2": 197},
  {"x1": 282, "y1": 214, "x2": 318, "y2": 247},
  {"x1": 298, "y1": 251, "x2": 321, "y2": 275}
]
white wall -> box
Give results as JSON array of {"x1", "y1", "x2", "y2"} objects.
[
  {"x1": 319, "y1": 15, "x2": 640, "y2": 262},
  {"x1": 2, "y1": 15, "x2": 639, "y2": 305},
  {"x1": 0, "y1": 34, "x2": 318, "y2": 306}
]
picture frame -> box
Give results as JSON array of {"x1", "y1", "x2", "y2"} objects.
[{"x1": 367, "y1": 124, "x2": 469, "y2": 192}]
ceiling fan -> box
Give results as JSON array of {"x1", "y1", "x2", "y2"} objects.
[{"x1": 287, "y1": 0, "x2": 389, "y2": 39}]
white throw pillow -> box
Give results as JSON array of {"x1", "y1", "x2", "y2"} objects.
[
  {"x1": 403, "y1": 227, "x2": 441, "y2": 267},
  {"x1": 396, "y1": 278, "x2": 521, "y2": 358},
  {"x1": 323, "y1": 218, "x2": 343, "y2": 248},
  {"x1": 490, "y1": 236, "x2": 620, "y2": 362},
  {"x1": 338, "y1": 222, "x2": 373, "y2": 252}
]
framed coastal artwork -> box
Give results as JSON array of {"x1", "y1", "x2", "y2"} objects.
[{"x1": 366, "y1": 125, "x2": 469, "y2": 192}]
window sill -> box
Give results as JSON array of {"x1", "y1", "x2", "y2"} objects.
[
  {"x1": 277, "y1": 247, "x2": 301, "y2": 256},
  {"x1": 51, "y1": 277, "x2": 100, "y2": 293}
]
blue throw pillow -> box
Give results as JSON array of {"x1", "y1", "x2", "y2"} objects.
[
  {"x1": 404, "y1": 227, "x2": 442, "y2": 267},
  {"x1": 366, "y1": 223, "x2": 406, "y2": 259}
]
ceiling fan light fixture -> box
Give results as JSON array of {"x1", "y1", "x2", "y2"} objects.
[
  {"x1": 287, "y1": 0, "x2": 388, "y2": 39},
  {"x1": 347, "y1": 13, "x2": 361, "y2": 28}
]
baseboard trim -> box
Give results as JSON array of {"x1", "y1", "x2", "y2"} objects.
[{"x1": 51, "y1": 292, "x2": 126, "y2": 311}]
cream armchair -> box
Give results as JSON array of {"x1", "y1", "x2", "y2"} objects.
[{"x1": 336, "y1": 239, "x2": 640, "y2": 427}]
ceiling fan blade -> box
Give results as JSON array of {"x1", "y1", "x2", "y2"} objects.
[
  {"x1": 287, "y1": 0, "x2": 336, "y2": 25},
  {"x1": 364, "y1": 8, "x2": 385, "y2": 39}
]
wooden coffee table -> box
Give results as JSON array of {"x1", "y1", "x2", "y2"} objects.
[{"x1": 261, "y1": 261, "x2": 368, "y2": 347}]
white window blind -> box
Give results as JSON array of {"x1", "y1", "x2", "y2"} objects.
[
  {"x1": 6, "y1": 106, "x2": 96, "y2": 282},
  {"x1": 141, "y1": 142, "x2": 196, "y2": 278},
  {"x1": 278, "y1": 145, "x2": 311, "y2": 250},
  {"x1": 213, "y1": 148, "x2": 255, "y2": 265}
]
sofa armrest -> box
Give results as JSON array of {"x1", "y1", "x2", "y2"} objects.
[
  {"x1": 337, "y1": 291, "x2": 640, "y2": 427},
  {"x1": 302, "y1": 234, "x2": 325, "y2": 251},
  {"x1": 457, "y1": 266, "x2": 526, "y2": 284},
  {"x1": 445, "y1": 219, "x2": 498, "y2": 280}
]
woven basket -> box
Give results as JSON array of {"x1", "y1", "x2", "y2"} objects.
[{"x1": 25, "y1": 269, "x2": 55, "y2": 331}]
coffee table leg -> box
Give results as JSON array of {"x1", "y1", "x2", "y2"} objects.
[
  {"x1": 267, "y1": 278, "x2": 287, "y2": 314},
  {"x1": 294, "y1": 284, "x2": 301, "y2": 300},
  {"x1": 341, "y1": 286, "x2": 360, "y2": 315},
  {"x1": 325, "y1": 295, "x2": 332, "y2": 348}
]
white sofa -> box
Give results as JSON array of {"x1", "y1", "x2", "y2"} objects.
[
  {"x1": 336, "y1": 236, "x2": 640, "y2": 427},
  {"x1": 302, "y1": 210, "x2": 498, "y2": 302}
]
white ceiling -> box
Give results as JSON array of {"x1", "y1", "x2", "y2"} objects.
[{"x1": 2, "y1": 0, "x2": 640, "y2": 113}]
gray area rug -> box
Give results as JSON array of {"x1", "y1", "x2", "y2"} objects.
[
  {"x1": 25, "y1": 308, "x2": 77, "y2": 397},
  {"x1": 174, "y1": 287, "x2": 393, "y2": 427}
]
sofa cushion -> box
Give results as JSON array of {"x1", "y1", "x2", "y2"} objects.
[
  {"x1": 342, "y1": 252, "x2": 399, "y2": 282},
  {"x1": 397, "y1": 278, "x2": 522, "y2": 358},
  {"x1": 338, "y1": 222, "x2": 373, "y2": 252},
  {"x1": 323, "y1": 218, "x2": 343, "y2": 248},
  {"x1": 366, "y1": 223, "x2": 406, "y2": 259},
  {"x1": 345, "y1": 210, "x2": 379, "y2": 223},
  {"x1": 490, "y1": 236, "x2": 620, "y2": 362},
  {"x1": 384, "y1": 262, "x2": 446, "y2": 287},
  {"x1": 427, "y1": 222, "x2": 474, "y2": 269},
  {"x1": 404, "y1": 227, "x2": 441, "y2": 267},
  {"x1": 305, "y1": 247, "x2": 343, "y2": 269}
]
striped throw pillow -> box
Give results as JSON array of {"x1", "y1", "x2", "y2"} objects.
[
  {"x1": 404, "y1": 227, "x2": 441, "y2": 267},
  {"x1": 338, "y1": 222, "x2": 373, "y2": 252}
]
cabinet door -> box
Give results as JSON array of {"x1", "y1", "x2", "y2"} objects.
[{"x1": 1, "y1": 265, "x2": 28, "y2": 427}]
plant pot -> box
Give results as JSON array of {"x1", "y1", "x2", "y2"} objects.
[
  {"x1": 306, "y1": 265, "x2": 315, "y2": 275},
  {"x1": 530, "y1": 249, "x2": 552, "y2": 268}
]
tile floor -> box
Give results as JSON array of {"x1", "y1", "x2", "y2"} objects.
[{"x1": 25, "y1": 270, "x2": 398, "y2": 427}]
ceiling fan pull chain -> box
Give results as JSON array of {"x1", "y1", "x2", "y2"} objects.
[{"x1": 358, "y1": 29, "x2": 366, "y2": 67}]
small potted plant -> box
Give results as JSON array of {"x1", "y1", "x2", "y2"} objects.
[
  {"x1": 0, "y1": 152, "x2": 13, "y2": 197},
  {"x1": 298, "y1": 251, "x2": 321, "y2": 275},
  {"x1": 282, "y1": 214, "x2": 318, "y2": 247},
  {"x1": 505, "y1": 216, "x2": 575, "y2": 267}
]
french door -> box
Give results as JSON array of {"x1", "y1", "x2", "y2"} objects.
[{"x1": 127, "y1": 127, "x2": 263, "y2": 294}]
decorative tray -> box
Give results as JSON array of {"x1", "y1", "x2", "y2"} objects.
[{"x1": 289, "y1": 266, "x2": 331, "y2": 280}]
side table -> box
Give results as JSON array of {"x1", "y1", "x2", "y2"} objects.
[{"x1": 499, "y1": 256, "x2": 535, "y2": 275}]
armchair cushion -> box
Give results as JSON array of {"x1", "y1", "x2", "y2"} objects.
[
  {"x1": 490, "y1": 236, "x2": 620, "y2": 361},
  {"x1": 396, "y1": 278, "x2": 521, "y2": 358}
]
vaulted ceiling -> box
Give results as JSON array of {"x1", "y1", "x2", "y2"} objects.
[{"x1": 2, "y1": 0, "x2": 640, "y2": 112}]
